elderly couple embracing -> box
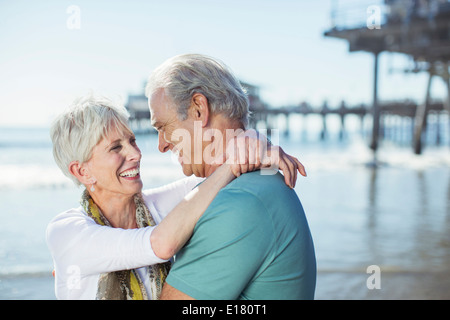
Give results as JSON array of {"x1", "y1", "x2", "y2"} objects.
[{"x1": 46, "y1": 54, "x2": 316, "y2": 300}]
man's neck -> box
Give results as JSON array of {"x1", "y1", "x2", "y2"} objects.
[{"x1": 203, "y1": 116, "x2": 245, "y2": 178}]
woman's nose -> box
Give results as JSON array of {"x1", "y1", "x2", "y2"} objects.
[{"x1": 127, "y1": 144, "x2": 142, "y2": 162}]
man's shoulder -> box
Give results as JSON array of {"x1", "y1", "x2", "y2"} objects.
[
  {"x1": 198, "y1": 171, "x2": 290, "y2": 225},
  {"x1": 223, "y1": 170, "x2": 286, "y2": 196},
  {"x1": 229, "y1": 169, "x2": 284, "y2": 185},
  {"x1": 201, "y1": 184, "x2": 267, "y2": 221},
  {"x1": 219, "y1": 170, "x2": 295, "y2": 205},
  {"x1": 202, "y1": 170, "x2": 305, "y2": 229}
]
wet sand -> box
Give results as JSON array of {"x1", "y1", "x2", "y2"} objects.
[
  {"x1": 315, "y1": 270, "x2": 450, "y2": 300},
  {"x1": 2, "y1": 270, "x2": 449, "y2": 300}
]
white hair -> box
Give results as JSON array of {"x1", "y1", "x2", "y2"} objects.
[
  {"x1": 145, "y1": 53, "x2": 249, "y2": 127},
  {"x1": 50, "y1": 94, "x2": 132, "y2": 186}
]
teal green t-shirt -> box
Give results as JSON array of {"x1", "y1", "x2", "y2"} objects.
[{"x1": 166, "y1": 171, "x2": 316, "y2": 300}]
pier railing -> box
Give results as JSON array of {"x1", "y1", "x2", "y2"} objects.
[
  {"x1": 329, "y1": 0, "x2": 387, "y2": 30},
  {"x1": 248, "y1": 100, "x2": 448, "y2": 146},
  {"x1": 127, "y1": 96, "x2": 448, "y2": 150}
]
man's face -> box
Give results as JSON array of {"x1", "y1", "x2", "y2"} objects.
[{"x1": 149, "y1": 89, "x2": 206, "y2": 177}]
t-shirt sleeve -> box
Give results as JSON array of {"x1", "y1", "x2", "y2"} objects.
[
  {"x1": 46, "y1": 209, "x2": 168, "y2": 277},
  {"x1": 165, "y1": 189, "x2": 274, "y2": 300}
]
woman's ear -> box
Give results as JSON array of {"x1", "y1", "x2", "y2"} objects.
[
  {"x1": 190, "y1": 93, "x2": 210, "y2": 127},
  {"x1": 69, "y1": 161, "x2": 95, "y2": 186}
]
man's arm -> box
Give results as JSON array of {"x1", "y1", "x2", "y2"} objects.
[{"x1": 160, "y1": 283, "x2": 194, "y2": 300}]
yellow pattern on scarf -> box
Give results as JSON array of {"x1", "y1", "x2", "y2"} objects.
[{"x1": 87, "y1": 198, "x2": 145, "y2": 300}]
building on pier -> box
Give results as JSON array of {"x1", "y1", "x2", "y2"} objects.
[
  {"x1": 324, "y1": 0, "x2": 450, "y2": 154},
  {"x1": 125, "y1": 87, "x2": 151, "y2": 134}
]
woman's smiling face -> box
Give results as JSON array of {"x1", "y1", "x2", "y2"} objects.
[{"x1": 86, "y1": 125, "x2": 143, "y2": 197}]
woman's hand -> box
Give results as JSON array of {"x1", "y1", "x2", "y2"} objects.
[
  {"x1": 224, "y1": 129, "x2": 306, "y2": 188},
  {"x1": 266, "y1": 144, "x2": 306, "y2": 188}
]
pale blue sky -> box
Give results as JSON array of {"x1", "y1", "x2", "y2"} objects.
[{"x1": 0, "y1": 0, "x2": 446, "y2": 127}]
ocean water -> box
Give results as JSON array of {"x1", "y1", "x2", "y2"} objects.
[{"x1": 0, "y1": 121, "x2": 449, "y2": 300}]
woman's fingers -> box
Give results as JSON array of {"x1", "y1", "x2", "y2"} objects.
[
  {"x1": 275, "y1": 147, "x2": 308, "y2": 188},
  {"x1": 278, "y1": 157, "x2": 292, "y2": 188},
  {"x1": 225, "y1": 131, "x2": 307, "y2": 187},
  {"x1": 283, "y1": 154, "x2": 296, "y2": 188},
  {"x1": 237, "y1": 136, "x2": 248, "y2": 174},
  {"x1": 247, "y1": 136, "x2": 257, "y2": 173},
  {"x1": 294, "y1": 156, "x2": 307, "y2": 177}
]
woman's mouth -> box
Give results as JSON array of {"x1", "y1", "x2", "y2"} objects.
[{"x1": 119, "y1": 167, "x2": 140, "y2": 179}]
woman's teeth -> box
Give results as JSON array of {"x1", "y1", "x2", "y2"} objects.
[{"x1": 119, "y1": 168, "x2": 140, "y2": 177}]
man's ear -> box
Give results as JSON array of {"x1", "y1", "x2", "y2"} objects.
[
  {"x1": 68, "y1": 161, "x2": 96, "y2": 186},
  {"x1": 190, "y1": 93, "x2": 210, "y2": 127}
]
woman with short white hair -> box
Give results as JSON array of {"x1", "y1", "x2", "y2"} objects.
[{"x1": 46, "y1": 95, "x2": 304, "y2": 300}]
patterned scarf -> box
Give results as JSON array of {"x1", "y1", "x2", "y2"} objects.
[{"x1": 80, "y1": 189, "x2": 171, "y2": 300}]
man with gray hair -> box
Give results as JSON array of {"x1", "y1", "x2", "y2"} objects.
[{"x1": 146, "y1": 54, "x2": 316, "y2": 300}]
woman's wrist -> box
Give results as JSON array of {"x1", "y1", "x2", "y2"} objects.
[{"x1": 210, "y1": 163, "x2": 236, "y2": 183}]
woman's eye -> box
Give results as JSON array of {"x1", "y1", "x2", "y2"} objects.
[{"x1": 111, "y1": 145, "x2": 122, "y2": 151}]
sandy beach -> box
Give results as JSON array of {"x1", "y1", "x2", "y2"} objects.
[
  {"x1": 315, "y1": 270, "x2": 450, "y2": 300},
  {"x1": 2, "y1": 270, "x2": 449, "y2": 300}
]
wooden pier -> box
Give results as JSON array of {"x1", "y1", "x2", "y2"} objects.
[
  {"x1": 247, "y1": 100, "x2": 446, "y2": 144},
  {"x1": 323, "y1": 0, "x2": 450, "y2": 154},
  {"x1": 126, "y1": 84, "x2": 447, "y2": 149}
]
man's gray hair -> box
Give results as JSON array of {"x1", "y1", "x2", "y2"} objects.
[
  {"x1": 50, "y1": 94, "x2": 132, "y2": 186},
  {"x1": 145, "y1": 54, "x2": 249, "y2": 127}
]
